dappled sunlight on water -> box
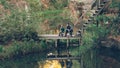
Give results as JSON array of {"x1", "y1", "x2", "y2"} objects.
[{"x1": 39, "y1": 60, "x2": 62, "y2": 68}]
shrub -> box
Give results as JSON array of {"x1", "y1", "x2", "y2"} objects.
[
  {"x1": 0, "y1": 46, "x2": 3, "y2": 52},
  {"x1": 0, "y1": 40, "x2": 49, "y2": 58}
]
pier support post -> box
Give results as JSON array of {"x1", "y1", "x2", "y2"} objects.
[
  {"x1": 55, "y1": 39, "x2": 61, "y2": 55},
  {"x1": 80, "y1": 55, "x2": 84, "y2": 68},
  {"x1": 55, "y1": 39, "x2": 58, "y2": 48},
  {"x1": 67, "y1": 38, "x2": 70, "y2": 54}
]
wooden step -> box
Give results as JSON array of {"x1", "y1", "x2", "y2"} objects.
[
  {"x1": 89, "y1": 16, "x2": 94, "y2": 19},
  {"x1": 95, "y1": 10, "x2": 99, "y2": 13},
  {"x1": 100, "y1": 3, "x2": 105, "y2": 7},
  {"x1": 83, "y1": 24, "x2": 87, "y2": 27},
  {"x1": 93, "y1": 13, "x2": 97, "y2": 16},
  {"x1": 98, "y1": 7, "x2": 102, "y2": 10},
  {"x1": 103, "y1": 1, "x2": 107, "y2": 4},
  {"x1": 88, "y1": 19, "x2": 92, "y2": 22},
  {"x1": 84, "y1": 22, "x2": 89, "y2": 24}
]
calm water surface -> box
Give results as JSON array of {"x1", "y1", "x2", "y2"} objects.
[{"x1": 0, "y1": 53, "x2": 46, "y2": 68}]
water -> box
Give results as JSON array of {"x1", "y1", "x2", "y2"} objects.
[
  {"x1": 0, "y1": 52, "x2": 80, "y2": 68},
  {"x1": 0, "y1": 46, "x2": 97, "y2": 68},
  {"x1": 0, "y1": 53, "x2": 46, "y2": 68}
]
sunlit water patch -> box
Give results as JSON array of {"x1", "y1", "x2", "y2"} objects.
[{"x1": 39, "y1": 60, "x2": 62, "y2": 68}]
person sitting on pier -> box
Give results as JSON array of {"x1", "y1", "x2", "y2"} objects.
[
  {"x1": 65, "y1": 23, "x2": 73, "y2": 37},
  {"x1": 59, "y1": 25, "x2": 65, "y2": 37},
  {"x1": 76, "y1": 29, "x2": 82, "y2": 37}
]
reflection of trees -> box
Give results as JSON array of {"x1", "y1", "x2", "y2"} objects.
[{"x1": 0, "y1": 53, "x2": 48, "y2": 68}]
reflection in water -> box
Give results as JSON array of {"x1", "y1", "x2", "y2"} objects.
[
  {"x1": 0, "y1": 53, "x2": 79, "y2": 68},
  {"x1": 0, "y1": 52, "x2": 63, "y2": 68},
  {"x1": 0, "y1": 53, "x2": 46, "y2": 68},
  {"x1": 41, "y1": 60, "x2": 62, "y2": 68}
]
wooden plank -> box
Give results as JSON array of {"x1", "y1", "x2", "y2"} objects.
[
  {"x1": 39, "y1": 37, "x2": 80, "y2": 39},
  {"x1": 39, "y1": 34, "x2": 81, "y2": 39},
  {"x1": 46, "y1": 54, "x2": 81, "y2": 60},
  {"x1": 47, "y1": 57, "x2": 81, "y2": 60}
]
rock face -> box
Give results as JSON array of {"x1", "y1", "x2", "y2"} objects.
[
  {"x1": 99, "y1": 35, "x2": 120, "y2": 68},
  {"x1": 100, "y1": 36, "x2": 120, "y2": 49}
]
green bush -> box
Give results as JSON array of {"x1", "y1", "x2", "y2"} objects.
[
  {"x1": 0, "y1": 27, "x2": 40, "y2": 45},
  {"x1": 0, "y1": 46, "x2": 3, "y2": 52},
  {"x1": 0, "y1": 40, "x2": 49, "y2": 58}
]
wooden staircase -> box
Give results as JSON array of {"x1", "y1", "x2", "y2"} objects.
[{"x1": 82, "y1": 0, "x2": 111, "y2": 29}]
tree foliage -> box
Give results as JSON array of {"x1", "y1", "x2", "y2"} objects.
[
  {"x1": 0, "y1": 0, "x2": 72, "y2": 44},
  {"x1": 0, "y1": 1, "x2": 40, "y2": 44}
]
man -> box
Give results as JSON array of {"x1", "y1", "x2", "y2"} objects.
[
  {"x1": 76, "y1": 29, "x2": 82, "y2": 37},
  {"x1": 65, "y1": 23, "x2": 73, "y2": 37}
]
